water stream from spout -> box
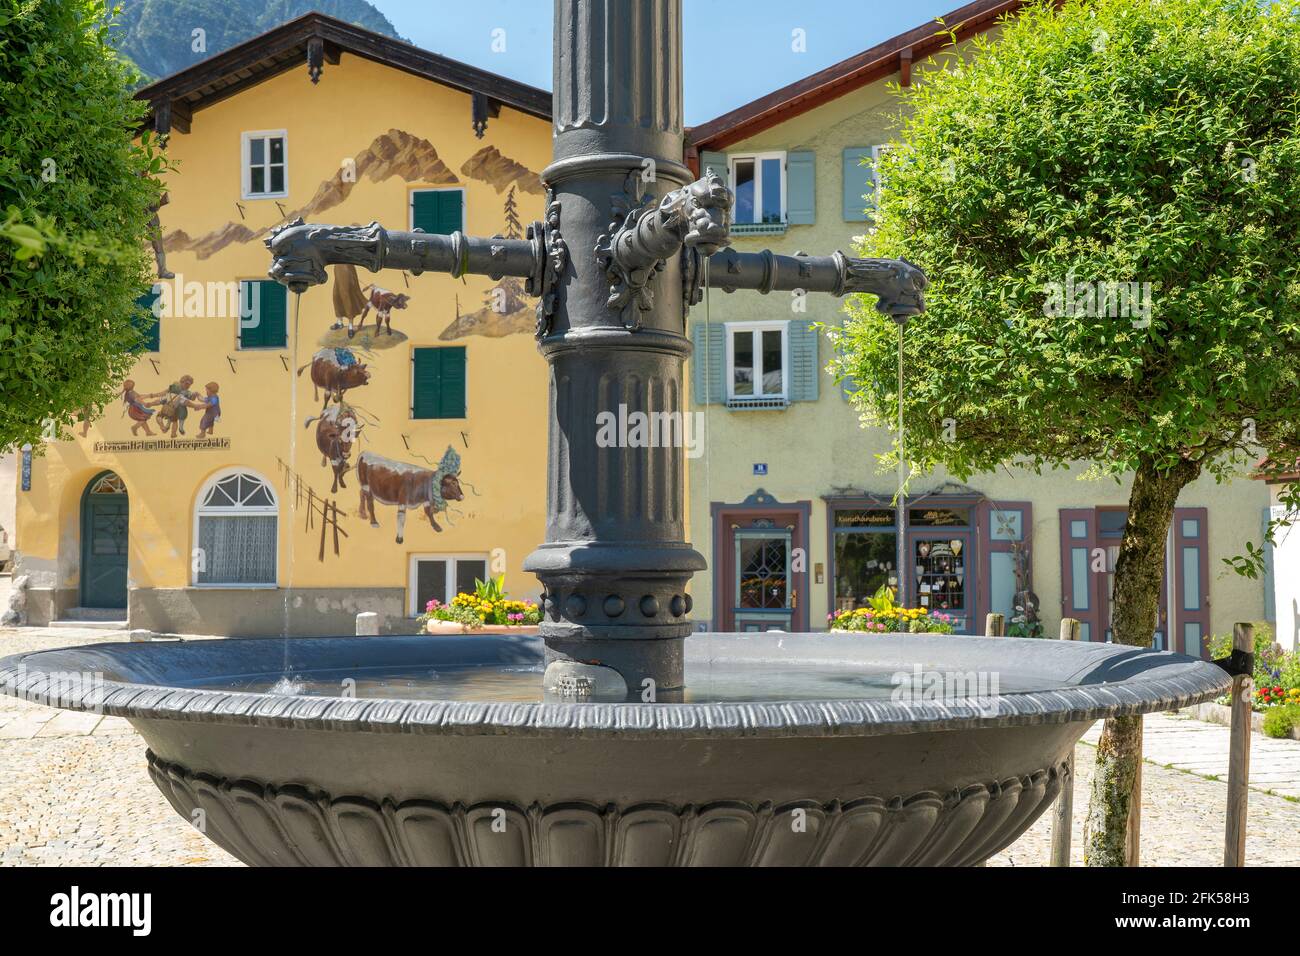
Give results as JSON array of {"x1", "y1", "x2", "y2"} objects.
[
  {"x1": 896, "y1": 319, "x2": 906, "y2": 602},
  {"x1": 282, "y1": 291, "x2": 303, "y2": 675}
]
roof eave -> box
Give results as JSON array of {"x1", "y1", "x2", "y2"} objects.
[
  {"x1": 686, "y1": 0, "x2": 1024, "y2": 153},
  {"x1": 136, "y1": 11, "x2": 551, "y2": 134}
]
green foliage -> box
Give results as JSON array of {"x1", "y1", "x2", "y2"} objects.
[
  {"x1": 865, "y1": 582, "x2": 899, "y2": 614},
  {"x1": 0, "y1": 0, "x2": 168, "y2": 451},
  {"x1": 473, "y1": 574, "x2": 507, "y2": 604},
  {"x1": 1207, "y1": 621, "x2": 1276, "y2": 662},
  {"x1": 835, "y1": 0, "x2": 1300, "y2": 488},
  {"x1": 110, "y1": 0, "x2": 403, "y2": 81},
  {"x1": 1262, "y1": 703, "x2": 1300, "y2": 738}
]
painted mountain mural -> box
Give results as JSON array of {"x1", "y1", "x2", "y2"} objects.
[
  {"x1": 163, "y1": 129, "x2": 464, "y2": 259},
  {"x1": 111, "y1": 0, "x2": 403, "y2": 81}
]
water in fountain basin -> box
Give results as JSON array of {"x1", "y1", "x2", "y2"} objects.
[{"x1": 185, "y1": 658, "x2": 1070, "y2": 704}]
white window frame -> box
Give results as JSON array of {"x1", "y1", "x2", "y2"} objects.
[
  {"x1": 241, "y1": 130, "x2": 288, "y2": 200},
  {"x1": 409, "y1": 186, "x2": 467, "y2": 233},
  {"x1": 191, "y1": 467, "x2": 279, "y2": 588},
  {"x1": 728, "y1": 151, "x2": 787, "y2": 225},
  {"x1": 724, "y1": 320, "x2": 790, "y2": 402},
  {"x1": 408, "y1": 552, "x2": 491, "y2": 616}
]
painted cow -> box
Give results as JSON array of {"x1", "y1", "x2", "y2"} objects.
[
  {"x1": 297, "y1": 348, "x2": 370, "y2": 410},
  {"x1": 305, "y1": 405, "x2": 362, "y2": 493},
  {"x1": 353, "y1": 284, "x2": 410, "y2": 338},
  {"x1": 356, "y1": 446, "x2": 464, "y2": 543}
]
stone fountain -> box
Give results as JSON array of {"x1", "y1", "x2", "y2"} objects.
[{"x1": 0, "y1": 0, "x2": 1228, "y2": 866}]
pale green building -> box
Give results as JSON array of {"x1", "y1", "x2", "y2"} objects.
[{"x1": 682, "y1": 0, "x2": 1272, "y2": 652}]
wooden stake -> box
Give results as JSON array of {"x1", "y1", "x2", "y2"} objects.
[
  {"x1": 1225, "y1": 622, "x2": 1254, "y2": 867},
  {"x1": 1050, "y1": 616, "x2": 1080, "y2": 866},
  {"x1": 1127, "y1": 719, "x2": 1142, "y2": 867},
  {"x1": 331, "y1": 500, "x2": 341, "y2": 556},
  {"x1": 984, "y1": 612, "x2": 1005, "y2": 637}
]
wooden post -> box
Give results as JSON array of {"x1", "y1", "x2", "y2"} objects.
[
  {"x1": 1225, "y1": 622, "x2": 1254, "y2": 867},
  {"x1": 1050, "y1": 616, "x2": 1080, "y2": 866},
  {"x1": 984, "y1": 612, "x2": 1005, "y2": 637},
  {"x1": 318, "y1": 497, "x2": 328, "y2": 563},
  {"x1": 1127, "y1": 719, "x2": 1142, "y2": 866},
  {"x1": 331, "y1": 500, "x2": 341, "y2": 556}
]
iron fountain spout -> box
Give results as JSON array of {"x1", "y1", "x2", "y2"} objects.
[{"x1": 264, "y1": 0, "x2": 928, "y2": 700}]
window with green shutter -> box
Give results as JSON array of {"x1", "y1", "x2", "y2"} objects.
[
  {"x1": 412, "y1": 346, "x2": 467, "y2": 419},
  {"x1": 238, "y1": 280, "x2": 287, "y2": 349},
  {"x1": 131, "y1": 289, "x2": 161, "y2": 353},
  {"x1": 411, "y1": 189, "x2": 464, "y2": 235}
]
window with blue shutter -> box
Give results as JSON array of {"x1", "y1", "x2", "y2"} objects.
[
  {"x1": 842, "y1": 147, "x2": 874, "y2": 221},
  {"x1": 787, "y1": 319, "x2": 820, "y2": 402},
  {"x1": 131, "y1": 289, "x2": 161, "y2": 353},
  {"x1": 690, "y1": 322, "x2": 726, "y2": 405},
  {"x1": 411, "y1": 189, "x2": 464, "y2": 234},
  {"x1": 786, "y1": 150, "x2": 815, "y2": 225},
  {"x1": 700, "y1": 151, "x2": 729, "y2": 190},
  {"x1": 412, "y1": 346, "x2": 467, "y2": 419},
  {"x1": 238, "y1": 280, "x2": 287, "y2": 349}
]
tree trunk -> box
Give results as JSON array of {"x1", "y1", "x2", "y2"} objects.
[{"x1": 1082, "y1": 454, "x2": 1199, "y2": 866}]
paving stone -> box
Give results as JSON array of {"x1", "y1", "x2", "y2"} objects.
[{"x1": 34, "y1": 711, "x2": 102, "y2": 737}]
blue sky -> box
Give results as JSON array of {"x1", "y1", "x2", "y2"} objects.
[{"x1": 374, "y1": 0, "x2": 962, "y2": 125}]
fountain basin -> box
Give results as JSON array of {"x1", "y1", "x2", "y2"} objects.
[{"x1": 0, "y1": 633, "x2": 1227, "y2": 866}]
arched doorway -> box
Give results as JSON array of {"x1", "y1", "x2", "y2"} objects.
[{"x1": 80, "y1": 471, "x2": 128, "y2": 609}]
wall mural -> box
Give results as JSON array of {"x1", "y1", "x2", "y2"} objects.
[
  {"x1": 459, "y1": 145, "x2": 544, "y2": 196},
  {"x1": 439, "y1": 186, "x2": 533, "y2": 339},
  {"x1": 319, "y1": 264, "x2": 411, "y2": 349},
  {"x1": 303, "y1": 403, "x2": 363, "y2": 494},
  {"x1": 357, "y1": 447, "x2": 465, "y2": 544},
  {"x1": 67, "y1": 129, "x2": 507, "y2": 546},
  {"x1": 162, "y1": 131, "x2": 541, "y2": 259},
  {"x1": 299, "y1": 328, "x2": 471, "y2": 543},
  {"x1": 120, "y1": 374, "x2": 221, "y2": 439},
  {"x1": 297, "y1": 347, "x2": 371, "y2": 409}
]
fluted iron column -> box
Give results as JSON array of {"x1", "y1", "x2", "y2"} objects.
[{"x1": 523, "y1": 0, "x2": 702, "y2": 695}]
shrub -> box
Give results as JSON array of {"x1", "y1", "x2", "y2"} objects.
[
  {"x1": 0, "y1": 0, "x2": 168, "y2": 449},
  {"x1": 1262, "y1": 704, "x2": 1300, "y2": 740}
]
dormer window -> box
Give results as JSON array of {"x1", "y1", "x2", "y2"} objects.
[{"x1": 242, "y1": 131, "x2": 287, "y2": 199}]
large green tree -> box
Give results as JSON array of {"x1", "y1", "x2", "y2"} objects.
[
  {"x1": 834, "y1": 0, "x2": 1300, "y2": 864},
  {"x1": 0, "y1": 0, "x2": 166, "y2": 451}
]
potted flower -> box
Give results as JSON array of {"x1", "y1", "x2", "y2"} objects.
[
  {"x1": 420, "y1": 575, "x2": 542, "y2": 634},
  {"x1": 828, "y1": 585, "x2": 955, "y2": 635}
]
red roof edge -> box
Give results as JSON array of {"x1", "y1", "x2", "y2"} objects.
[{"x1": 685, "y1": 0, "x2": 1025, "y2": 155}]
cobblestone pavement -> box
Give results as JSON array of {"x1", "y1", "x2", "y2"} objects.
[{"x1": 2, "y1": 626, "x2": 1298, "y2": 867}]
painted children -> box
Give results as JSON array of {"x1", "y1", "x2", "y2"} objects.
[
  {"x1": 121, "y1": 380, "x2": 158, "y2": 437},
  {"x1": 144, "y1": 375, "x2": 198, "y2": 437},
  {"x1": 189, "y1": 382, "x2": 221, "y2": 438}
]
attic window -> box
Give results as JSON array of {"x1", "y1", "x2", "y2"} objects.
[{"x1": 242, "y1": 131, "x2": 287, "y2": 199}]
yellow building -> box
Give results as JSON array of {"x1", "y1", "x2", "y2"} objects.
[{"x1": 14, "y1": 14, "x2": 554, "y2": 635}]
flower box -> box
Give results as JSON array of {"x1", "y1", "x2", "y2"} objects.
[{"x1": 425, "y1": 620, "x2": 535, "y2": 636}]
